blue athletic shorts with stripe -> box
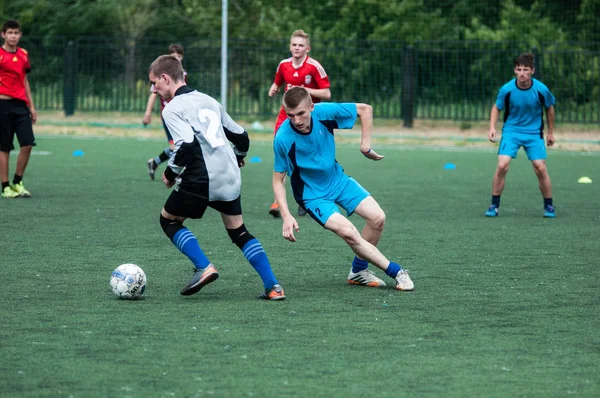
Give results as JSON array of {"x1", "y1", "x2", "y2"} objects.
[
  {"x1": 498, "y1": 134, "x2": 547, "y2": 160},
  {"x1": 303, "y1": 176, "x2": 370, "y2": 226}
]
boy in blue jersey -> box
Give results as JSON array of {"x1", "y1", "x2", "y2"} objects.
[
  {"x1": 272, "y1": 87, "x2": 414, "y2": 291},
  {"x1": 486, "y1": 53, "x2": 556, "y2": 218}
]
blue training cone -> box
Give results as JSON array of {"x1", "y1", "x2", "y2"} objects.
[
  {"x1": 249, "y1": 156, "x2": 262, "y2": 163},
  {"x1": 72, "y1": 150, "x2": 85, "y2": 156},
  {"x1": 443, "y1": 162, "x2": 456, "y2": 170}
]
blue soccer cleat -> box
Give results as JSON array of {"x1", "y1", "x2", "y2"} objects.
[
  {"x1": 485, "y1": 205, "x2": 499, "y2": 217},
  {"x1": 544, "y1": 205, "x2": 556, "y2": 218}
]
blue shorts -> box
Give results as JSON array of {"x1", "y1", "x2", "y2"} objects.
[
  {"x1": 498, "y1": 134, "x2": 546, "y2": 160},
  {"x1": 302, "y1": 176, "x2": 370, "y2": 226}
]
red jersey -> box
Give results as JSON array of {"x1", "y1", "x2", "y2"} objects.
[
  {"x1": 273, "y1": 55, "x2": 330, "y2": 101},
  {"x1": 273, "y1": 56, "x2": 330, "y2": 133},
  {"x1": 0, "y1": 46, "x2": 31, "y2": 104}
]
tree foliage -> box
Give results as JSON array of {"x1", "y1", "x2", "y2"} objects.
[{"x1": 0, "y1": 0, "x2": 597, "y2": 46}]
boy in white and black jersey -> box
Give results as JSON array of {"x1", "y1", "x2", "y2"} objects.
[{"x1": 148, "y1": 54, "x2": 285, "y2": 300}]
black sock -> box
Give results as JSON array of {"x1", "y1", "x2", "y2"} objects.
[
  {"x1": 2, "y1": 181, "x2": 9, "y2": 190},
  {"x1": 544, "y1": 197, "x2": 553, "y2": 208},
  {"x1": 158, "y1": 150, "x2": 170, "y2": 163},
  {"x1": 491, "y1": 195, "x2": 501, "y2": 207},
  {"x1": 12, "y1": 174, "x2": 22, "y2": 185}
]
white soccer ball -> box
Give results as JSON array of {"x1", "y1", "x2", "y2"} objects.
[{"x1": 110, "y1": 263, "x2": 147, "y2": 299}]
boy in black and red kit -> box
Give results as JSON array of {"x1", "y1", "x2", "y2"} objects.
[{"x1": 0, "y1": 19, "x2": 36, "y2": 198}]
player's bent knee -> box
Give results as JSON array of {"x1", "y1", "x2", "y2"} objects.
[
  {"x1": 160, "y1": 214, "x2": 184, "y2": 241},
  {"x1": 336, "y1": 226, "x2": 361, "y2": 245},
  {"x1": 369, "y1": 211, "x2": 386, "y2": 230},
  {"x1": 227, "y1": 224, "x2": 255, "y2": 250}
]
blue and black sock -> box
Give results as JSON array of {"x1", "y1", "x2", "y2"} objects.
[
  {"x1": 228, "y1": 225, "x2": 279, "y2": 289},
  {"x1": 544, "y1": 197, "x2": 553, "y2": 208},
  {"x1": 242, "y1": 239, "x2": 278, "y2": 289},
  {"x1": 172, "y1": 228, "x2": 211, "y2": 269}
]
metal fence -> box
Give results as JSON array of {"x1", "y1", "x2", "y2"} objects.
[{"x1": 21, "y1": 36, "x2": 600, "y2": 125}]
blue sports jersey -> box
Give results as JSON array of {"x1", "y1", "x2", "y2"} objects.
[
  {"x1": 495, "y1": 78, "x2": 555, "y2": 135},
  {"x1": 273, "y1": 103, "x2": 357, "y2": 202}
]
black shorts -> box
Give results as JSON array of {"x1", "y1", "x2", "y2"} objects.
[
  {"x1": 0, "y1": 99, "x2": 35, "y2": 152},
  {"x1": 164, "y1": 189, "x2": 242, "y2": 219}
]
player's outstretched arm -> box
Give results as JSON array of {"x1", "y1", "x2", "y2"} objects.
[
  {"x1": 356, "y1": 103, "x2": 384, "y2": 160},
  {"x1": 273, "y1": 171, "x2": 299, "y2": 242}
]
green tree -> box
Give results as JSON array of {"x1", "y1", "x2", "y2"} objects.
[
  {"x1": 463, "y1": 0, "x2": 567, "y2": 47},
  {"x1": 577, "y1": 0, "x2": 600, "y2": 44}
]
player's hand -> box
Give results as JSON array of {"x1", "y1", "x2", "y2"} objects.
[
  {"x1": 282, "y1": 216, "x2": 300, "y2": 242},
  {"x1": 488, "y1": 128, "x2": 497, "y2": 142},
  {"x1": 547, "y1": 133, "x2": 555, "y2": 147},
  {"x1": 142, "y1": 114, "x2": 151, "y2": 126},
  {"x1": 268, "y1": 87, "x2": 279, "y2": 97},
  {"x1": 162, "y1": 172, "x2": 175, "y2": 188},
  {"x1": 361, "y1": 148, "x2": 384, "y2": 161},
  {"x1": 237, "y1": 158, "x2": 246, "y2": 168},
  {"x1": 30, "y1": 108, "x2": 37, "y2": 124}
]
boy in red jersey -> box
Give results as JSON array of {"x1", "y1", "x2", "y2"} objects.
[
  {"x1": 0, "y1": 20, "x2": 36, "y2": 198},
  {"x1": 143, "y1": 43, "x2": 187, "y2": 180},
  {"x1": 267, "y1": 29, "x2": 331, "y2": 217}
]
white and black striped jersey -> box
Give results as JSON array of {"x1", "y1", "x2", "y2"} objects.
[{"x1": 162, "y1": 86, "x2": 249, "y2": 201}]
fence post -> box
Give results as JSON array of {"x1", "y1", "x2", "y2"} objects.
[
  {"x1": 63, "y1": 40, "x2": 77, "y2": 116},
  {"x1": 402, "y1": 46, "x2": 415, "y2": 128},
  {"x1": 532, "y1": 47, "x2": 541, "y2": 81}
]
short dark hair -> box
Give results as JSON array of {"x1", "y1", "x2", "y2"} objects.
[
  {"x1": 283, "y1": 87, "x2": 312, "y2": 110},
  {"x1": 514, "y1": 52, "x2": 535, "y2": 68},
  {"x1": 2, "y1": 20, "x2": 21, "y2": 33},
  {"x1": 168, "y1": 43, "x2": 184, "y2": 56},
  {"x1": 149, "y1": 55, "x2": 185, "y2": 82}
]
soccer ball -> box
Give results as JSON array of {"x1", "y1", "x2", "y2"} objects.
[{"x1": 110, "y1": 263, "x2": 147, "y2": 299}]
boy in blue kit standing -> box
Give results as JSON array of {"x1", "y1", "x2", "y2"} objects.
[
  {"x1": 485, "y1": 52, "x2": 556, "y2": 218},
  {"x1": 272, "y1": 87, "x2": 414, "y2": 291}
]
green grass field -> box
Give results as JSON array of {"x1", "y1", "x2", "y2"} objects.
[{"x1": 1, "y1": 135, "x2": 599, "y2": 398}]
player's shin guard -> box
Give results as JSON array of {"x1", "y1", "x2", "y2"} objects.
[
  {"x1": 155, "y1": 148, "x2": 172, "y2": 166},
  {"x1": 160, "y1": 214, "x2": 210, "y2": 269},
  {"x1": 227, "y1": 224, "x2": 278, "y2": 288}
]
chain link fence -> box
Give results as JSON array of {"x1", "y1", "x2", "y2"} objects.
[{"x1": 22, "y1": 36, "x2": 600, "y2": 125}]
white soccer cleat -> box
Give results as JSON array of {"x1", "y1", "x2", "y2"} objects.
[
  {"x1": 348, "y1": 268, "x2": 386, "y2": 287},
  {"x1": 394, "y1": 269, "x2": 414, "y2": 291}
]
